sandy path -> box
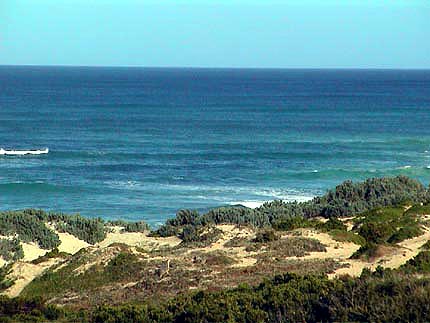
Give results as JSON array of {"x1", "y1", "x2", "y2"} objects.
[
  {"x1": 285, "y1": 223, "x2": 430, "y2": 279},
  {"x1": 97, "y1": 229, "x2": 181, "y2": 249},
  {"x1": 331, "y1": 227, "x2": 430, "y2": 278},
  {"x1": 382, "y1": 227, "x2": 430, "y2": 268},
  {"x1": 293, "y1": 229, "x2": 361, "y2": 261},
  {"x1": 4, "y1": 258, "x2": 60, "y2": 297}
]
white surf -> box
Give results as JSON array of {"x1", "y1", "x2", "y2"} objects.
[{"x1": 0, "y1": 148, "x2": 49, "y2": 156}]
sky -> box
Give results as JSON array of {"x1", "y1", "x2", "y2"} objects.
[{"x1": 0, "y1": 0, "x2": 429, "y2": 68}]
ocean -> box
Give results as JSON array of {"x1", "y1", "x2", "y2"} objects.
[{"x1": 1, "y1": 66, "x2": 430, "y2": 225}]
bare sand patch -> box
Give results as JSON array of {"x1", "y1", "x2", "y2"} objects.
[
  {"x1": 57, "y1": 232, "x2": 90, "y2": 254},
  {"x1": 331, "y1": 227, "x2": 430, "y2": 278},
  {"x1": 289, "y1": 229, "x2": 361, "y2": 261},
  {"x1": 21, "y1": 242, "x2": 47, "y2": 262},
  {"x1": 97, "y1": 230, "x2": 181, "y2": 250},
  {"x1": 4, "y1": 258, "x2": 60, "y2": 297},
  {"x1": 192, "y1": 225, "x2": 256, "y2": 264}
]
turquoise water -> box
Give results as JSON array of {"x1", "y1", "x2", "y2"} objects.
[{"x1": 1, "y1": 67, "x2": 430, "y2": 224}]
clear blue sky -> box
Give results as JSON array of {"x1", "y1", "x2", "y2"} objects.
[{"x1": 1, "y1": 0, "x2": 429, "y2": 68}]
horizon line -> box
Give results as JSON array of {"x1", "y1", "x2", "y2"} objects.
[{"x1": 1, "y1": 64, "x2": 430, "y2": 71}]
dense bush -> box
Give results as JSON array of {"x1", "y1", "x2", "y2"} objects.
[
  {"x1": 89, "y1": 271, "x2": 430, "y2": 323},
  {"x1": 0, "y1": 209, "x2": 149, "y2": 246},
  {"x1": 328, "y1": 229, "x2": 366, "y2": 246},
  {"x1": 0, "y1": 296, "x2": 64, "y2": 322},
  {"x1": 350, "y1": 242, "x2": 380, "y2": 260},
  {"x1": 168, "y1": 209, "x2": 200, "y2": 227},
  {"x1": 317, "y1": 217, "x2": 347, "y2": 232},
  {"x1": 54, "y1": 215, "x2": 106, "y2": 244},
  {"x1": 388, "y1": 225, "x2": 423, "y2": 243},
  {"x1": 0, "y1": 211, "x2": 60, "y2": 249},
  {"x1": 272, "y1": 216, "x2": 314, "y2": 231},
  {"x1": 400, "y1": 251, "x2": 430, "y2": 274},
  {"x1": 180, "y1": 226, "x2": 223, "y2": 247},
  {"x1": 153, "y1": 176, "x2": 430, "y2": 236},
  {"x1": 122, "y1": 221, "x2": 149, "y2": 233},
  {"x1": 0, "y1": 209, "x2": 107, "y2": 246},
  {"x1": 106, "y1": 220, "x2": 149, "y2": 233},
  {"x1": 405, "y1": 204, "x2": 430, "y2": 216},
  {"x1": 0, "y1": 265, "x2": 14, "y2": 292},
  {"x1": 150, "y1": 224, "x2": 180, "y2": 238},
  {"x1": 105, "y1": 253, "x2": 140, "y2": 280},
  {"x1": 254, "y1": 229, "x2": 279, "y2": 243},
  {"x1": 3, "y1": 260, "x2": 430, "y2": 322},
  {"x1": 350, "y1": 206, "x2": 424, "y2": 259},
  {"x1": 0, "y1": 238, "x2": 24, "y2": 261},
  {"x1": 305, "y1": 175, "x2": 429, "y2": 218},
  {"x1": 8, "y1": 270, "x2": 430, "y2": 322},
  {"x1": 179, "y1": 225, "x2": 201, "y2": 243},
  {"x1": 151, "y1": 209, "x2": 201, "y2": 237},
  {"x1": 354, "y1": 207, "x2": 422, "y2": 243}
]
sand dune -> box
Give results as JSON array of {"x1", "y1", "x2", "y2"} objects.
[{"x1": 2, "y1": 218, "x2": 430, "y2": 298}]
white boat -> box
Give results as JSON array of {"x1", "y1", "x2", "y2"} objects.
[{"x1": 0, "y1": 148, "x2": 49, "y2": 155}]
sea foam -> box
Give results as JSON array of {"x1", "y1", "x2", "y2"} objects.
[{"x1": 0, "y1": 148, "x2": 49, "y2": 156}]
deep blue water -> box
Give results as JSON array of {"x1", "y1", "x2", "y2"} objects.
[{"x1": 1, "y1": 66, "x2": 430, "y2": 225}]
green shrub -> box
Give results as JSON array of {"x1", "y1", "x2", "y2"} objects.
[
  {"x1": 0, "y1": 209, "x2": 109, "y2": 247},
  {"x1": 405, "y1": 204, "x2": 430, "y2": 216},
  {"x1": 388, "y1": 225, "x2": 423, "y2": 244},
  {"x1": 254, "y1": 229, "x2": 279, "y2": 243},
  {"x1": 0, "y1": 238, "x2": 24, "y2": 261},
  {"x1": 329, "y1": 229, "x2": 366, "y2": 246},
  {"x1": 55, "y1": 214, "x2": 106, "y2": 244},
  {"x1": 358, "y1": 221, "x2": 395, "y2": 244},
  {"x1": 153, "y1": 176, "x2": 430, "y2": 234},
  {"x1": 318, "y1": 217, "x2": 347, "y2": 232},
  {"x1": 150, "y1": 224, "x2": 180, "y2": 238},
  {"x1": 272, "y1": 216, "x2": 313, "y2": 231},
  {"x1": 122, "y1": 221, "x2": 149, "y2": 233},
  {"x1": 105, "y1": 253, "x2": 140, "y2": 280},
  {"x1": 306, "y1": 176, "x2": 429, "y2": 218},
  {"x1": 0, "y1": 211, "x2": 60, "y2": 249},
  {"x1": 350, "y1": 242, "x2": 380, "y2": 260},
  {"x1": 0, "y1": 265, "x2": 15, "y2": 291},
  {"x1": 354, "y1": 206, "x2": 423, "y2": 245},
  {"x1": 401, "y1": 251, "x2": 430, "y2": 273},
  {"x1": 5, "y1": 269, "x2": 430, "y2": 323},
  {"x1": 167, "y1": 209, "x2": 200, "y2": 227},
  {"x1": 179, "y1": 225, "x2": 201, "y2": 243},
  {"x1": 421, "y1": 240, "x2": 430, "y2": 250},
  {"x1": 31, "y1": 248, "x2": 69, "y2": 265}
]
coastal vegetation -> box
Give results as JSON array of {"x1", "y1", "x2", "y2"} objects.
[
  {"x1": 1, "y1": 176, "x2": 430, "y2": 322},
  {"x1": 0, "y1": 211, "x2": 60, "y2": 249},
  {"x1": 0, "y1": 209, "x2": 151, "y2": 249},
  {"x1": 153, "y1": 176, "x2": 429, "y2": 237},
  {"x1": 2, "y1": 268, "x2": 430, "y2": 323},
  {"x1": 350, "y1": 206, "x2": 424, "y2": 259},
  {"x1": 0, "y1": 265, "x2": 14, "y2": 292},
  {"x1": 0, "y1": 239, "x2": 23, "y2": 262}
]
